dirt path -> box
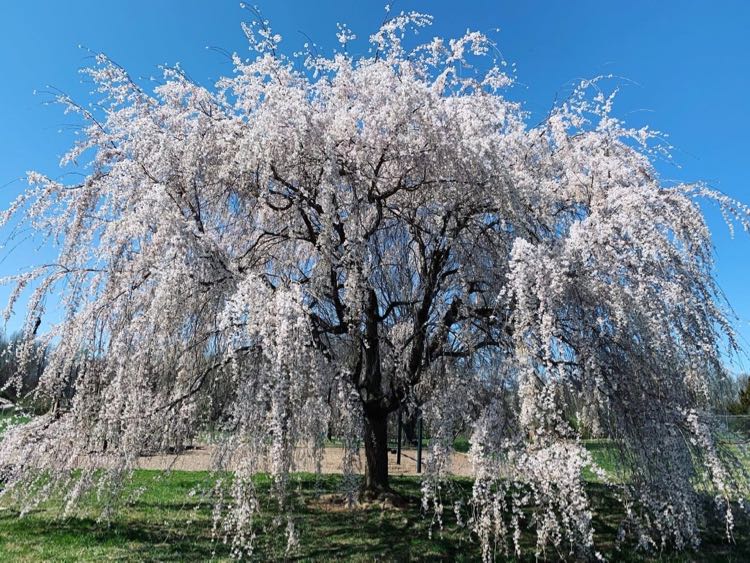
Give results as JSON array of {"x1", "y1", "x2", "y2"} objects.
[{"x1": 137, "y1": 444, "x2": 475, "y2": 477}]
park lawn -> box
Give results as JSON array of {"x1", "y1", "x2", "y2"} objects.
[{"x1": 0, "y1": 469, "x2": 748, "y2": 562}]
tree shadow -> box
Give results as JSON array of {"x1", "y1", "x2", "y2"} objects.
[{"x1": 0, "y1": 474, "x2": 747, "y2": 562}]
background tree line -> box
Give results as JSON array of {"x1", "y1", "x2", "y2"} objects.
[{"x1": 0, "y1": 331, "x2": 47, "y2": 410}]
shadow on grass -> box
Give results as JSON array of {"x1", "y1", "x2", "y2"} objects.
[{"x1": 0, "y1": 473, "x2": 747, "y2": 562}]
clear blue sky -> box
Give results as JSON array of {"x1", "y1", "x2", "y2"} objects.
[{"x1": 1, "y1": 1, "x2": 749, "y2": 370}]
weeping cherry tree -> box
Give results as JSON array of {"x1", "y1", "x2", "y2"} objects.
[{"x1": 1, "y1": 8, "x2": 749, "y2": 560}]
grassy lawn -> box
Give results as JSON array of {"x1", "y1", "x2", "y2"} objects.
[
  {"x1": 0, "y1": 413, "x2": 747, "y2": 561},
  {"x1": 0, "y1": 469, "x2": 748, "y2": 561}
]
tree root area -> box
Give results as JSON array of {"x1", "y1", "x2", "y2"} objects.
[{"x1": 310, "y1": 490, "x2": 414, "y2": 512}]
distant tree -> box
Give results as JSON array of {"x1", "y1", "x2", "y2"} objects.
[
  {"x1": 728, "y1": 374, "x2": 750, "y2": 415},
  {"x1": 0, "y1": 331, "x2": 46, "y2": 405},
  {"x1": 0, "y1": 8, "x2": 748, "y2": 560}
]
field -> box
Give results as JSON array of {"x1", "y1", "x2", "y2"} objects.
[
  {"x1": 0, "y1": 465, "x2": 748, "y2": 561},
  {"x1": 1, "y1": 410, "x2": 748, "y2": 561}
]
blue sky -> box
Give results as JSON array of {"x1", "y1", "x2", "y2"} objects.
[{"x1": 1, "y1": 1, "x2": 749, "y2": 369}]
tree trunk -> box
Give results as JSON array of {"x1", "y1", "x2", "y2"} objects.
[{"x1": 363, "y1": 408, "x2": 389, "y2": 494}]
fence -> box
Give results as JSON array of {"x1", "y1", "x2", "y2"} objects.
[{"x1": 387, "y1": 408, "x2": 426, "y2": 473}]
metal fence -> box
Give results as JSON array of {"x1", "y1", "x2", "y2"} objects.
[{"x1": 387, "y1": 408, "x2": 426, "y2": 473}]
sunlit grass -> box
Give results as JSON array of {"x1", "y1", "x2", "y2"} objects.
[
  {"x1": 0, "y1": 416, "x2": 747, "y2": 560},
  {"x1": 0, "y1": 468, "x2": 747, "y2": 561}
]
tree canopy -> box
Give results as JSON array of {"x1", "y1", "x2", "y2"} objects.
[{"x1": 1, "y1": 8, "x2": 748, "y2": 560}]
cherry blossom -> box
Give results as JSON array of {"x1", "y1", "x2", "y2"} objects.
[{"x1": 0, "y1": 9, "x2": 748, "y2": 559}]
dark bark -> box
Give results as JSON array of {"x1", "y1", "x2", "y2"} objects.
[
  {"x1": 359, "y1": 288, "x2": 391, "y2": 494},
  {"x1": 363, "y1": 407, "x2": 390, "y2": 493}
]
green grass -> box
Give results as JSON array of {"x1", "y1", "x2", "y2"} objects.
[
  {"x1": 0, "y1": 470, "x2": 748, "y2": 562},
  {"x1": 0, "y1": 409, "x2": 29, "y2": 443},
  {"x1": 453, "y1": 436, "x2": 471, "y2": 453},
  {"x1": 0, "y1": 422, "x2": 747, "y2": 561}
]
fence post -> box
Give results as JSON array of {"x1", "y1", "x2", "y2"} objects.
[
  {"x1": 396, "y1": 407, "x2": 402, "y2": 465},
  {"x1": 416, "y1": 411, "x2": 423, "y2": 474}
]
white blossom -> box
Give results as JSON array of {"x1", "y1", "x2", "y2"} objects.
[{"x1": 0, "y1": 9, "x2": 748, "y2": 560}]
